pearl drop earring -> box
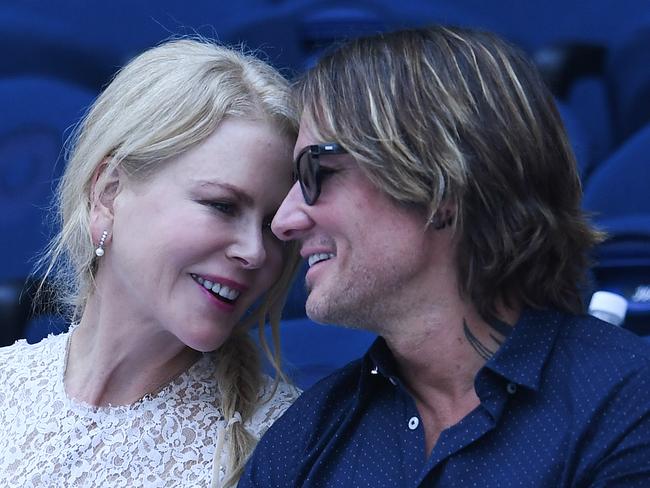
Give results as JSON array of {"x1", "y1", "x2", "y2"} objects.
[{"x1": 95, "y1": 230, "x2": 109, "y2": 257}]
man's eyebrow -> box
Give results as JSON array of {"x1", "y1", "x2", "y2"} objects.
[{"x1": 196, "y1": 180, "x2": 254, "y2": 206}]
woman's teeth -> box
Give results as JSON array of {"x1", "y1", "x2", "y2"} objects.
[{"x1": 192, "y1": 274, "x2": 240, "y2": 301}]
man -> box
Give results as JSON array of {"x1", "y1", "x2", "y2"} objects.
[{"x1": 240, "y1": 26, "x2": 650, "y2": 487}]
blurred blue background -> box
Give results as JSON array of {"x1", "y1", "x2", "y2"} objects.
[{"x1": 1, "y1": 0, "x2": 650, "y2": 388}]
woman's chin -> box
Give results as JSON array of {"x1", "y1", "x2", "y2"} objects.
[{"x1": 179, "y1": 325, "x2": 235, "y2": 353}]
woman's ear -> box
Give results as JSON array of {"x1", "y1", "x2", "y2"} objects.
[{"x1": 89, "y1": 161, "x2": 123, "y2": 242}]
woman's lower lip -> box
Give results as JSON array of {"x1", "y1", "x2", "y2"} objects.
[{"x1": 198, "y1": 283, "x2": 236, "y2": 312}]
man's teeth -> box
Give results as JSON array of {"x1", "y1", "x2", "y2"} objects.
[
  {"x1": 193, "y1": 275, "x2": 240, "y2": 300},
  {"x1": 308, "y1": 253, "x2": 335, "y2": 268}
]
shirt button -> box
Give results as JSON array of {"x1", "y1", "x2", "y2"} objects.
[
  {"x1": 506, "y1": 382, "x2": 517, "y2": 395},
  {"x1": 370, "y1": 367, "x2": 379, "y2": 375},
  {"x1": 408, "y1": 417, "x2": 419, "y2": 430}
]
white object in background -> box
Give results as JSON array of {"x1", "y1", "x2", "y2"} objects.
[{"x1": 588, "y1": 291, "x2": 628, "y2": 326}]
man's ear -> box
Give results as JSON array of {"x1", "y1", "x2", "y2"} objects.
[{"x1": 430, "y1": 200, "x2": 456, "y2": 230}]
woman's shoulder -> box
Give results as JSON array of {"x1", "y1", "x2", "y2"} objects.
[
  {"x1": 246, "y1": 376, "x2": 302, "y2": 438},
  {"x1": 262, "y1": 375, "x2": 302, "y2": 407},
  {"x1": 0, "y1": 332, "x2": 67, "y2": 394},
  {"x1": 0, "y1": 331, "x2": 67, "y2": 366}
]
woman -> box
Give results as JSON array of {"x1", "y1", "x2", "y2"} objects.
[{"x1": 0, "y1": 39, "x2": 301, "y2": 487}]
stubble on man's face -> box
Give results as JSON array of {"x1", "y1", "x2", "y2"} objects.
[{"x1": 304, "y1": 254, "x2": 406, "y2": 335}]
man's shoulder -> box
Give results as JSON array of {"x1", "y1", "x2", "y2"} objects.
[
  {"x1": 557, "y1": 313, "x2": 650, "y2": 368},
  {"x1": 251, "y1": 355, "x2": 366, "y2": 448},
  {"x1": 546, "y1": 313, "x2": 650, "y2": 411},
  {"x1": 240, "y1": 356, "x2": 367, "y2": 487},
  {"x1": 548, "y1": 315, "x2": 650, "y2": 484},
  {"x1": 282, "y1": 356, "x2": 366, "y2": 422}
]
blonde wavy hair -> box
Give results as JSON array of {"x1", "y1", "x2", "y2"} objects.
[{"x1": 37, "y1": 38, "x2": 300, "y2": 487}]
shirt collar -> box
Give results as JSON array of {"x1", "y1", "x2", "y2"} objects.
[
  {"x1": 484, "y1": 307, "x2": 564, "y2": 391},
  {"x1": 364, "y1": 308, "x2": 564, "y2": 392},
  {"x1": 365, "y1": 337, "x2": 405, "y2": 387}
]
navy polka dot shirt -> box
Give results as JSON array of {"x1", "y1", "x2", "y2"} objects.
[{"x1": 240, "y1": 308, "x2": 650, "y2": 487}]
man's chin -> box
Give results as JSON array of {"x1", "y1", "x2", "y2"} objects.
[
  {"x1": 305, "y1": 289, "x2": 335, "y2": 324},
  {"x1": 305, "y1": 294, "x2": 325, "y2": 323},
  {"x1": 305, "y1": 291, "x2": 350, "y2": 327}
]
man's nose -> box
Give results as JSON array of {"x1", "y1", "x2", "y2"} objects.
[{"x1": 271, "y1": 182, "x2": 313, "y2": 241}]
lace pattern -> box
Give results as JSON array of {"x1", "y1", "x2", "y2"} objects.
[{"x1": 0, "y1": 332, "x2": 300, "y2": 487}]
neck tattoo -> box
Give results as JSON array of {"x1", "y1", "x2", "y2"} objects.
[{"x1": 463, "y1": 315, "x2": 513, "y2": 361}]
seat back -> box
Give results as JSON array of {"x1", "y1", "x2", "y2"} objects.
[
  {"x1": 257, "y1": 317, "x2": 376, "y2": 389},
  {"x1": 583, "y1": 123, "x2": 650, "y2": 335},
  {"x1": 0, "y1": 76, "x2": 95, "y2": 344},
  {"x1": 606, "y1": 27, "x2": 650, "y2": 145}
]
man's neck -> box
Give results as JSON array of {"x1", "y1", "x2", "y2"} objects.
[{"x1": 381, "y1": 303, "x2": 519, "y2": 455}]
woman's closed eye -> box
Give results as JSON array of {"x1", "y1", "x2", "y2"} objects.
[
  {"x1": 201, "y1": 200, "x2": 236, "y2": 216},
  {"x1": 202, "y1": 200, "x2": 278, "y2": 235}
]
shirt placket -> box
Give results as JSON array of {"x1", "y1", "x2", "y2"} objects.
[{"x1": 416, "y1": 373, "x2": 513, "y2": 486}]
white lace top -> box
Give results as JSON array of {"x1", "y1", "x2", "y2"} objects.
[{"x1": 0, "y1": 331, "x2": 300, "y2": 487}]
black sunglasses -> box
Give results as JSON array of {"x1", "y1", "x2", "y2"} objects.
[{"x1": 294, "y1": 143, "x2": 347, "y2": 205}]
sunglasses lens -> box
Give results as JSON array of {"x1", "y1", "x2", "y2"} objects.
[{"x1": 298, "y1": 150, "x2": 318, "y2": 204}]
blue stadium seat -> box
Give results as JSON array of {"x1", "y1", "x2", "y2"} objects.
[
  {"x1": 226, "y1": 3, "x2": 394, "y2": 74},
  {"x1": 606, "y1": 26, "x2": 650, "y2": 146},
  {"x1": 566, "y1": 77, "x2": 613, "y2": 177},
  {"x1": 282, "y1": 261, "x2": 308, "y2": 320},
  {"x1": 533, "y1": 43, "x2": 612, "y2": 180},
  {"x1": 0, "y1": 76, "x2": 95, "y2": 344},
  {"x1": 0, "y1": 76, "x2": 95, "y2": 279},
  {"x1": 257, "y1": 317, "x2": 376, "y2": 390},
  {"x1": 556, "y1": 100, "x2": 595, "y2": 181},
  {"x1": 583, "y1": 123, "x2": 650, "y2": 335}
]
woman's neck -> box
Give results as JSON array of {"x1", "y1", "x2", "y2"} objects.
[{"x1": 64, "y1": 298, "x2": 201, "y2": 407}]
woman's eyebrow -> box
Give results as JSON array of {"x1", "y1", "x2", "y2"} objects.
[{"x1": 195, "y1": 180, "x2": 254, "y2": 206}]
